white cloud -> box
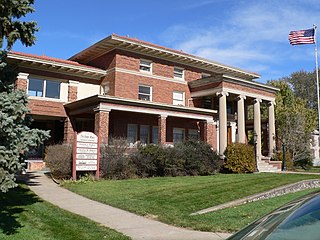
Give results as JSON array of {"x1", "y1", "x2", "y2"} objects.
[{"x1": 159, "y1": 0, "x2": 319, "y2": 79}]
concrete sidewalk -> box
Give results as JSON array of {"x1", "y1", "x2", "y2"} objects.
[{"x1": 24, "y1": 172, "x2": 231, "y2": 240}]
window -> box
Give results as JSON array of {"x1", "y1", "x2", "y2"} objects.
[
  {"x1": 28, "y1": 78, "x2": 43, "y2": 97},
  {"x1": 46, "y1": 81, "x2": 60, "y2": 98},
  {"x1": 127, "y1": 124, "x2": 138, "y2": 145},
  {"x1": 173, "y1": 91, "x2": 185, "y2": 106},
  {"x1": 201, "y1": 73, "x2": 211, "y2": 78},
  {"x1": 152, "y1": 126, "x2": 159, "y2": 144},
  {"x1": 138, "y1": 85, "x2": 152, "y2": 101},
  {"x1": 139, "y1": 59, "x2": 152, "y2": 72},
  {"x1": 188, "y1": 129, "x2": 200, "y2": 141},
  {"x1": 28, "y1": 77, "x2": 60, "y2": 99},
  {"x1": 173, "y1": 128, "x2": 185, "y2": 143},
  {"x1": 174, "y1": 67, "x2": 184, "y2": 79},
  {"x1": 140, "y1": 125, "x2": 150, "y2": 144}
]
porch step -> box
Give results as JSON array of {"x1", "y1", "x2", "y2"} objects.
[{"x1": 257, "y1": 160, "x2": 282, "y2": 173}]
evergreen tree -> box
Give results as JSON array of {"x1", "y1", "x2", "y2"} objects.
[{"x1": 0, "y1": 0, "x2": 49, "y2": 192}]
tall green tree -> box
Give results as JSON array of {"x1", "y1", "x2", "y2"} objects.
[
  {"x1": 0, "y1": 0, "x2": 49, "y2": 192},
  {"x1": 268, "y1": 80, "x2": 316, "y2": 168},
  {"x1": 284, "y1": 70, "x2": 318, "y2": 110}
]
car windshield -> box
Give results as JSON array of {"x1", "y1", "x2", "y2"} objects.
[{"x1": 265, "y1": 194, "x2": 320, "y2": 240}]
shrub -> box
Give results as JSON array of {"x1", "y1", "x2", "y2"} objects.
[
  {"x1": 175, "y1": 140, "x2": 221, "y2": 175},
  {"x1": 131, "y1": 144, "x2": 163, "y2": 177},
  {"x1": 100, "y1": 138, "x2": 136, "y2": 179},
  {"x1": 293, "y1": 152, "x2": 313, "y2": 170},
  {"x1": 45, "y1": 144, "x2": 72, "y2": 179},
  {"x1": 131, "y1": 144, "x2": 185, "y2": 177},
  {"x1": 224, "y1": 143, "x2": 255, "y2": 173}
]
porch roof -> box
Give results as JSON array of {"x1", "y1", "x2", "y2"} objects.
[
  {"x1": 64, "y1": 95, "x2": 217, "y2": 121},
  {"x1": 8, "y1": 52, "x2": 106, "y2": 80},
  {"x1": 189, "y1": 74, "x2": 279, "y2": 101}
]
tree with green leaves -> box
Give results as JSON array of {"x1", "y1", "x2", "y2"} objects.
[
  {"x1": 268, "y1": 80, "x2": 316, "y2": 169},
  {"x1": 0, "y1": 0, "x2": 49, "y2": 192},
  {"x1": 283, "y1": 70, "x2": 318, "y2": 110}
]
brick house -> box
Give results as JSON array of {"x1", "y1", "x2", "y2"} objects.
[{"x1": 8, "y1": 34, "x2": 281, "y2": 172}]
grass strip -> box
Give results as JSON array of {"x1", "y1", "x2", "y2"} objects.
[
  {"x1": 63, "y1": 173, "x2": 320, "y2": 233},
  {"x1": 0, "y1": 184, "x2": 130, "y2": 240}
]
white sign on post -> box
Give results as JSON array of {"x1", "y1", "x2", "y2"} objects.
[{"x1": 73, "y1": 131, "x2": 100, "y2": 177}]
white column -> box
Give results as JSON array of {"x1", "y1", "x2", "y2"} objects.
[
  {"x1": 217, "y1": 91, "x2": 229, "y2": 155},
  {"x1": 254, "y1": 98, "x2": 262, "y2": 161},
  {"x1": 237, "y1": 95, "x2": 246, "y2": 143},
  {"x1": 268, "y1": 101, "x2": 276, "y2": 157}
]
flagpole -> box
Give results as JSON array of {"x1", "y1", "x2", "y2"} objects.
[{"x1": 314, "y1": 24, "x2": 320, "y2": 146}]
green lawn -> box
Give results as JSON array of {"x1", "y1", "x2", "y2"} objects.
[
  {"x1": 63, "y1": 173, "x2": 320, "y2": 233},
  {"x1": 0, "y1": 184, "x2": 130, "y2": 240}
]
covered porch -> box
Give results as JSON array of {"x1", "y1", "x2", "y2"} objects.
[
  {"x1": 64, "y1": 95, "x2": 217, "y2": 148},
  {"x1": 189, "y1": 75, "x2": 281, "y2": 172}
]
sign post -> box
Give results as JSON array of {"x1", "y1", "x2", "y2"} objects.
[{"x1": 72, "y1": 131, "x2": 100, "y2": 180}]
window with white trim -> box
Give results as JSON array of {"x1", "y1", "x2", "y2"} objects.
[
  {"x1": 173, "y1": 128, "x2": 185, "y2": 143},
  {"x1": 173, "y1": 91, "x2": 185, "y2": 106},
  {"x1": 152, "y1": 126, "x2": 159, "y2": 144},
  {"x1": 173, "y1": 67, "x2": 184, "y2": 79},
  {"x1": 139, "y1": 59, "x2": 152, "y2": 72},
  {"x1": 201, "y1": 73, "x2": 211, "y2": 78},
  {"x1": 127, "y1": 124, "x2": 138, "y2": 145},
  {"x1": 188, "y1": 129, "x2": 200, "y2": 141},
  {"x1": 140, "y1": 125, "x2": 150, "y2": 144},
  {"x1": 28, "y1": 77, "x2": 60, "y2": 99},
  {"x1": 138, "y1": 85, "x2": 152, "y2": 101}
]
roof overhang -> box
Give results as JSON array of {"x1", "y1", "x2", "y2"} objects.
[
  {"x1": 189, "y1": 75, "x2": 279, "y2": 101},
  {"x1": 8, "y1": 52, "x2": 106, "y2": 80},
  {"x1": 69, "y1": 34, "x2": 261, "y2": 81},
  {"x1": 65, "y1": 95, "x2": 216, "y2": 120}
]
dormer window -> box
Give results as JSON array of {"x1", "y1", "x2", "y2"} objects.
[
  {"x1": 139, "y1": 59, "x2": 152, "y2": 73},
  {"x1": 174, "y1": 67, "x2": 184, "y2": 79}
]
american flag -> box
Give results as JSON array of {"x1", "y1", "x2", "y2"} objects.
[{"x1": 288, "y1": 28, "x2": 315, "y2": 45}]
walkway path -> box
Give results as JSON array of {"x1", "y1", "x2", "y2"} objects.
[{"x1": 24, "y1": 172, "x2": 231, "y2": 240}]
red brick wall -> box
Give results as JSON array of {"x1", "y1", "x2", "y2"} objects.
[
  {"x1": 68, "y1": 85, "x2": 78, "y2": 102},
  {"x1": 203, "y1": 121, "x2": 217, "y2": 150},
  {"x1": 87, "y1": 50, "x2": 116, "y2": 69},
  {"x1": 115, "y1": 52, "x2": 139, "y2": 71},
  {"x1": 64, "y1": 117, "x2": 74, "y2": 143},
  {"x1": 15, "y1": 78, "x2": 28, "y2": 91},
  {"x1": 114, "y1": 71, "x2": 191, "y2": 105},
  {"x1": 28, "y1": 99, "x2": 67, "y2": 117},
  {"x1": 158, "y1": 116, "x2": 167, "y2": 144},
  {"x1": 94, "y1": 110, "x2": 109, "y2": 144},
  {"x1": 153, "y1": 62, "x2": 174, "y2": 78},
  {"x1": 90, "y1": 50, "x2": 210, "y2": 105}
]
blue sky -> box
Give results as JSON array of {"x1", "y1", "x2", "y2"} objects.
[{"x1": 13, "y1": 0, "x2": 320, "y2": 83}]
